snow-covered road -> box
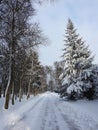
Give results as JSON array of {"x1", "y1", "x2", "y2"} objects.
[{"x1": 2, "y1": 92, "x2": 98, "y2": 130}]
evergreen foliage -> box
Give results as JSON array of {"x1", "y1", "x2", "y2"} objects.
[{"x1": 60, "y1": 19, "x2": 95, "y2": 100}]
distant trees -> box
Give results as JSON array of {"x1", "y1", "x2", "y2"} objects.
[
  {"x1": 60, "y1": 19, "x2": 98, "y2": 100},
  {"x1": 53, "y1": 61, "x2": 63, "y2": 91},
  {"x1": 45, "y1": 66, "x2": 55, "y2": 91},
  {"x1": 27, "y1": 50, "x2": 41, "y2": 98},
  {"x1": 44, "y1": 62, "x2": 64, "y2": 92}
]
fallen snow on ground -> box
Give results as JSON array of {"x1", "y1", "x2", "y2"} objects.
[{"x1": 0, "y1": 92, "x2": 98, "y2": 130}]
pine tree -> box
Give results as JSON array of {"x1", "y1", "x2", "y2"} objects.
[{"x1": 60, "y1": 19, "x2": 93, "y2": 99}]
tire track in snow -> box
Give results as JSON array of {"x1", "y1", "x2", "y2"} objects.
[
  {"x1": 41, "y1": 94, "x2": 70, "y2": 130},
  {"x1": 53, "y1": 102, "x2": 70, "y2": 130},
  {"x1": 40, "y1": 98, "x2": 49, "y2": 130},
  {"x1": 61, "y1": 114, "x2": 80, "y2": 130},
  {"x1": 55, "y1": 102, "x2": 80, "y2": 130},
  {"x1": 41, "y1": 96, "x2": 60, "y2": 130},
  {"x1": 17, "y1": 97, "x2": 44, "y2": 121}
]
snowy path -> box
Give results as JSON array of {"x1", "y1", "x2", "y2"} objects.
[{"x1": 2, "y1": 92, "x2": 98, "y2": 130}]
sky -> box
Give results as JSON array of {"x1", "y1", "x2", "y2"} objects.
[{"x1": 32, "y1": 0, "x2": 98, "y2": 66}]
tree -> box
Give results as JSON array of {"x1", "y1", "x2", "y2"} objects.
[
  {"x1": 80, "y1": 65, "x2": 98, "y2": 100},
  {"x1": 26, "y1": 50, "x2": 48, "y2": 98},
  {"x1": 45, "y1": 66, "x2": 55, "y2": 91},
  {"x1": 53, "y1": 61, "x2": 63, "y2": 91},
  {"x1": 60, "y1": 19, "x2": 93, "y2": 99},
  {"x1": 0, "y1": 0, "x2": 35, "y2": 109},
  {"x1": 39, "y1": 66, "x2": 47, "y2": 93},
  {"x1": 0, "y1": 43, "x2": 9, "y2": 98},
  {"x1": 16, "y1": 23, "x2": 47, "y2": 101}
]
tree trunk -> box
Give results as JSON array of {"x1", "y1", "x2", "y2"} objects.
[
  {"x1": 0, "y1": 86, "x2": 1, "y2": 98},
  {"x1": 4, "y1": 47, "x2": 14, "y2": 109},
  {"x1": 19, "y1": 78, "x2": 22, "y2": 102},
  {"x1": 4, "y1": 71, "x2": 14, "y2": 109},
  {"x1": 12, "y1": 82, "x2": 15, "y2": 105},
  {"x1": 19, "y1": 89, "x2": 22, "y2": 102},
  {"x1": 4, "y1": 6, "x2": 16, "y2": 109},
  {"x1": 4, "y1": 78, "x2": 13, "y2": 109},
  {"x1": 27, "y1": 78, "x2": 31, "y2": 100},
  {"x1": 3, "y1": 87, "x2": 6, "y2": 97}
]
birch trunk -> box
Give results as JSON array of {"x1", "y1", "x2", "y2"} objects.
[{"x1": 4, "y1": 47, "x2": 13, "y2": 109}]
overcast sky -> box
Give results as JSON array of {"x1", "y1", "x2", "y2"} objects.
[{"x1": 32, "y1": 0, "x2": 98, "y2": 66}]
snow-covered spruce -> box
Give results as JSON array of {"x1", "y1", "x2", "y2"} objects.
[{"x1": 59, "y1": 19, "x2": 98, "y2": 100}]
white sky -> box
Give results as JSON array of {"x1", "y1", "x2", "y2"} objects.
[{"x1": 32, "y1": 0, "x2": 98, "y2": 66}]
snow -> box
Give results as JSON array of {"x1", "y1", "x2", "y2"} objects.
[
  {"x1": 0, "y1": 55, "x2": 5, "y2": 58},
  {"x1": 59, "y1": 73, "x2": 63, "y2": 80},
  {"x1": 67, "y1": 83, "x2": 82, "y2": 94},
  {"x1": 62, "y1": 78, "x2": 69, "y2": 85},
  {"x1": 67, "y1": 99, "x2": 98, "y2": 121},
  {"x1": 59, "y1": 99, "x2": 98, "y2": 130},
  {"x1": 67, "y1": 83, "x2": 76, "y2": 93},
  {"x1": 0, "y1": 92, "x2": 98, "y2": 130}
]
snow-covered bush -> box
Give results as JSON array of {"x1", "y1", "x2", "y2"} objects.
[{"x1": 81, "y1": 66, "x2": 98, "y2": 99}]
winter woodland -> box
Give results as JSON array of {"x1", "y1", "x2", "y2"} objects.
[{"x1": 0, "y1": 1, "x2": 98, "y2": 130}]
